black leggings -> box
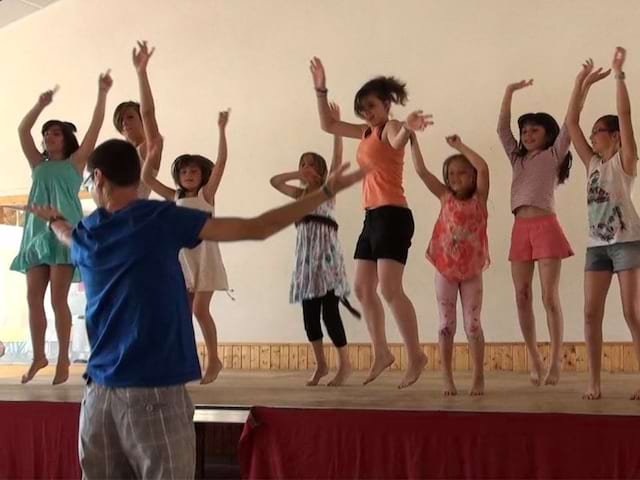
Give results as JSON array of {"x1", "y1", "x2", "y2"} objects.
[{"x1": 302, "y1": 290, "x2": 347, "y2": 348}]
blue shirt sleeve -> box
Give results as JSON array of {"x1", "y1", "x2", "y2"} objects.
[{"x1": 162, "y1": 203, "x2": 210, "y2": 249}]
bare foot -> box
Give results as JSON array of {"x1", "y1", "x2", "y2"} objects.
[
  {"x1": 327, "y1": 364, "x2": 352, "y2": 387},
  {"x1": 630, "y1": 388, "x2": 640, "y2": 400},
  {"x1": 306, "y1": 364, "x2": 329, "y2": 386},
  {"x1": 398, "y1": 352, "x2": 428, "y2": 389},
  {"x1": 583, "y1": 381, "x2": 601, "y2": 400},
  {"x1": 442, "y1": 374, "x2": 457, "y2": 396},
  {"x1": 469, "y1": 375, "x2": 485, "y2": 396},
  {"x1": 529, "y1": 357, "x2": 544, "y2": 386},
  {"x1": 543, "y1": 362, "x2": 561, "y2": 386},
  {"x1": 52, "y1": 360, "x2": 70, "y2": 385},
  {"x1": 201, "y1": 358, "x2": 223, "y2": 384},
  {"x1": 363, "y1": 351, "x2": 395, "y2": 385},
  {"x1": 21, "y1": 357, "x2": 49, "y2": 384}
]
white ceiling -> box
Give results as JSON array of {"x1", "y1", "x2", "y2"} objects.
[{"x1": 0, "y1": 0, "x2": 60, "y2": 29}]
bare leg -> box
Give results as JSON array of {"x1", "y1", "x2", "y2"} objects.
[
  {"x1": 379, "y1": 260, "x2": 427, "y2": 389},
  {"x1": 583, "y1": 270, "x2": 612, "y2": 400},
  {"x1": 307, "y1": 340, "x2": 329, "y2": 386},
  {"x1": 327, "y1": 346, "x2": 352, "y2": 386},
  {"x1": 22, "y1": 266, "x2": 50, "y2": 384},
  {"x1": 538, "y1": 259, "x2": 564, "y2": 386},
  {"x1": 354, "y1": 260, "x2": 395, "y2": 385},
  {"x1": 192, "y1": 291, "x2": 222, "y2": 384},
  {"x1": 511, "y1": 261, "x2": 543, "y2": 385},
  {"x1": 617, "y1": 269, "x2": 640, "y2": 400},
  {"x1": 50, "y1": 265, "x2": 74, "y2": 385}
]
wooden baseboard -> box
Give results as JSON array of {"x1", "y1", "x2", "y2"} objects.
[{"x1": 197, "y1": 342, "x2": 640, "y2": 373}]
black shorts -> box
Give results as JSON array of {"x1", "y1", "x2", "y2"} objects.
[{"x1": 354, "y1": 206, "x2": 414, "y2": 265}]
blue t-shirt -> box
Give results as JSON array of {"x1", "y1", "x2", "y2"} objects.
[{"x1": 71, "y1": 200, "x2": 209, "y2": 387}]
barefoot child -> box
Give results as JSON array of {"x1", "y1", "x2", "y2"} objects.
[
  {"x1": 270, "y1": 102, "x2": 355, "y2": 387},
  {"x1": 411, "y1": 134, "x2": 489, "y2": 396},
  {"x1": 138, "y1": 44, "x2": 228, "y2": 384},
  {"x1": 566, "y1": 49, "x2": 640, "y2": 400},
  {"x1": 497, "y1": 79, "x2": 574, "y2": 386},
  {"x1": 310, "y1": 57, "x2": 430, "y2": 388}
]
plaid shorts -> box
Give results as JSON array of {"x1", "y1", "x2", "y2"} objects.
[{"x1": 79, "y1": 382, "x2": 196, "y2": 479}]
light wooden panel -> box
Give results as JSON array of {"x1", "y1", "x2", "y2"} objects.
[{"x1": 195, "y1": 342, "x2": 640, "y2": 373}]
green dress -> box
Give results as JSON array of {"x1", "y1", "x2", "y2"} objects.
[{"x1": 10, "y1": 159, "x2": 83, "y2": 278}]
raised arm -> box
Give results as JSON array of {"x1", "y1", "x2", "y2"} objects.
[
  {"x1": 612, "y1": 47, "x2": 638, "y2": 176},
  {"x1": 309, "y1": 57, "x2": 367, "y2": 139},
  {"x1": 446, "y1": 134, "x2": 490, "y2": 203},
  {"x1": 386, "y1": 111, "x2": 433, "y2": 150},
  {"x1": 270, "y1": 171, "x2": 304, "y2": 199},
  {"x1": 133, "y1": 41, "x2": 161, "y2": 171},
  {"x1": 199, "y1": 163, "x2": 364, "y2": 242},
  {"x1": 328, "y1": 102, "x2": 343, "y2": 172},
  {"x1": 409, "y1": 133, "x2": 447, "y2": 199},
  {"x1": 202, "y1": 110, "x2": 230, "y2": 203},
  {"x1": 70, "y1": 71, "x2": 112, "y2": 175},
  {"x1": 497, "y1": 80, "x2": 532, "y2": 154},
  {"x1": 141, "y1": 137, "x2": 174, "y2": 201},
  {"x1": 566, "y1": 59, "x2": 611, "y2": 167},
  {"x1": 18, "y1": 87, "x2": 57, "y2": 169}
]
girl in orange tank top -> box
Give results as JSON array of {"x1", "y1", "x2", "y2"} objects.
[{"x1": 309, "y1": 56, "x2": 432, "y2": 389}]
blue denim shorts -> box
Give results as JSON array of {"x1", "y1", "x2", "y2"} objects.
[{"x1": 585, "y1": 240, "x2": 640, "y2": 272}]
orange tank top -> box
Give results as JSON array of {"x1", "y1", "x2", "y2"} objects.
[{"x1": 356, "y1": 124, "x2": 407, "y2": 209}]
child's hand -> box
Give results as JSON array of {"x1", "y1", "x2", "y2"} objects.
[
  {"x1": 218, "y1": 109, "x2": 230, "y2": 129},
  {"x1": 98, "y1": 69, "x2": 113, "y2": 93},
  {"x1": 445, "y1": 134, "x2": 463, "y2": 149},
  {"x1": 506, "y1": 79, "x2": 533, "y2": 92},
  {"x1": 328, "y1": 102, "x2": 341, "y2": 121},
  {"x1": 583, "y1": 64, "x2": 611, "y2": 88},
  {"x1": 132, "y1": 41, "x2": 155, "y2": 73},
  {"x1": 404, "y1": 110, "x2": 434, "y2": 132},
  {"x1": 309, "y1": 57, "x2": 327, "y2": 90},
  {"x1": 612, "y1": 46, "x2": 626, "y2": 74},
  {"x1": 28, "y1": 204, "x2": 62, "y2": 222},
  {"x1": 300, "y1": 165, "x2": 322, "y2": 184},
  {"x1": 37, "y1": 85, "x2": 58, "y2": 108},
  {"x1": 576, "y1": 58, "x2": 595, "y2": 84}
]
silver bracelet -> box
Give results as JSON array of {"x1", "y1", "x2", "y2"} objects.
[{"x1": 615, "y1": 72, "x2": 626, "y2": 80}]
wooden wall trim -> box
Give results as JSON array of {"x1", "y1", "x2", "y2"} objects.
[{"x1": 197, "y1": 342, "x2": 639, "y2": 373}]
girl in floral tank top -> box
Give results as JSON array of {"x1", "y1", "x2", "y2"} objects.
[{"x1": 411, "y1": 133, "x2": 490, "y2": 397}]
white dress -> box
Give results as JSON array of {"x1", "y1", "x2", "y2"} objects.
[{"x1": 175, "y1": 189, "x2": 229, "y2": 292}]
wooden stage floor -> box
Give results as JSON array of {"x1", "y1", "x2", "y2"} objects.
[{"x1": 1, "y1": 365, "x2": 639, "y2": 416}]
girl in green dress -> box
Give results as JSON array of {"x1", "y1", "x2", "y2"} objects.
[{"x1": 11, "y1": 71, "x2": 113, "y2": 385}]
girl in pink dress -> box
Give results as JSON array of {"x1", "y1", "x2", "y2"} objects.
[{"x1": 411, "y1": 134, "x2": 490, "y2": 396}]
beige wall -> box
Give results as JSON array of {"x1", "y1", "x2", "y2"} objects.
[{"x1": 1, "y1": 0, "x2": 640, "y2": 343}]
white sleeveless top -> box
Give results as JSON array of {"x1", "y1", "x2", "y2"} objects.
[
  {"x1": 587, "y1": 152, "x2": 640, "y2": 247},
  {"x1": 175, "y1": 189, "x2": 229, "y2": 291}
]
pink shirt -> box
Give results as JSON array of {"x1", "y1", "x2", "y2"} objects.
[{"x1": 497, "y1": 116, "x2": 570, "y2": 213}]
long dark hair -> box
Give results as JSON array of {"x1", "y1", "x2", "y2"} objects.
[
  {"x1": 354, "y1": 76, "x2": 408, "y2": 119},
  {"x1": 515, "y1": 112, "x2": 572, "y2": 184},
  {"x1": 171, "y1": 154, "x2": 214, "y2": 198},
  {"x1": 41, "y1": 120, "x2": 79, "y2": 159}
]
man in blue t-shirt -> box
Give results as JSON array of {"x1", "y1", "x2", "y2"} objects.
[{"x1": 31, "y1": 138, "x2": 362, "y2": 479}]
